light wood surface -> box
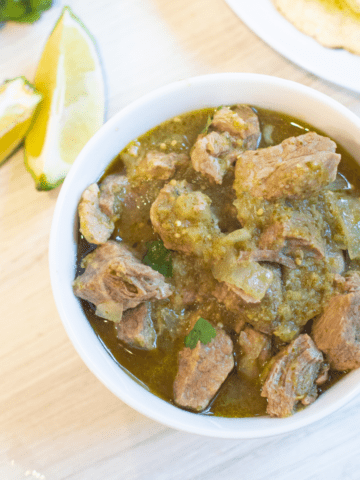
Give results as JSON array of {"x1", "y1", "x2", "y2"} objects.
[{"x1": 2, "y1": 1, "x2": 360, "y2": 479}]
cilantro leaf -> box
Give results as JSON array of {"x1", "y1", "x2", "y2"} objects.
[
  {"x1": 143, "y1": 240, "x2": 173, "y2": 278},
  {"x1": 184, "y1": 329, "x2": 199, "y2": 349},
  {"x1": 201, "y1": 115, "x2": 212, "y2": 135},
  {"x1": 184, "y1": 317, "x2": 217, "y2": 349},
  {"x1": 0, "y1": 0, "x2": 52, "y2": 23}
]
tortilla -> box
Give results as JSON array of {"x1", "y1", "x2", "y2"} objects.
[{"x1": 273, "y1": 0, "x2": 360, "y2": 55}]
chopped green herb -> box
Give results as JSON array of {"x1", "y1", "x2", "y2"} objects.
[
  {"x1": 201, "y1": 115, "x2": 212, "y2": 134},
  {"x1": 143, "y1": 240, "x2": 173, "y2": 277},
  {"x1": 0, "y1": 0, "x2": 52, "y2": 23},
  {"x1": 184, "y1": 317, "x2": 217, "y2": 349}
]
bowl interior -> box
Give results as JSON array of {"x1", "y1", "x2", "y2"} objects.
[{"x1": 49, "y1": 73, "x2": 360, "y2": 438}]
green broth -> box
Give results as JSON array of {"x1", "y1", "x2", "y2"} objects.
[{"x1": 76, "y1": 107, "x2": 359, "y2": 417}]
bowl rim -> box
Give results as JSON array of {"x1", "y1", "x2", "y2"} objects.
[{"x1": 49, "y1": 72, "x2": 360, "y2": 439}]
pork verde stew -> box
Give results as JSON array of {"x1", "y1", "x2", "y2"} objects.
[{"x1": 73, "y1": 104, "x2": 360, "y2": 418}]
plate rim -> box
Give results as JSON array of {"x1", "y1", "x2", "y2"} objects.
[{"x1": 224, "y1": 0, "x2": 360, "y2": 93}]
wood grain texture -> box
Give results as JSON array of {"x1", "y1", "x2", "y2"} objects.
[{"x1": 1, "y1": 0, "x2": 360, "y2": 479}]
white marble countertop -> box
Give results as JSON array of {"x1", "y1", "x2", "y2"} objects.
[{"x1": 1, "y1": 0, "x2": 360, "y2": 479}]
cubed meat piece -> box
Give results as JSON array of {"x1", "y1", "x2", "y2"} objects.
[
  {"x1": 150, "y1": 180, "x2": 221, "y2": 256},
  {"x1": 133, "y1": 151, "x2": 189, "y2": 182},
  {"x1": 259, "y1": 211, "x2": 325, "y2": 259},
  {"x1": 78, "y1": 183, "x2": 115, "y2": 244},
  {"x1": 234, "y1": 105, "x2": 261, "y2": 149},
  {"x1": 190, "y1": 131, "x2": 238, "y2": 184},
  {"x1": 234, "y1": 132, "x2": 340, "y2": 200},
  {"x1": 238, "y1": 326, "x2": 271, "y2": 379},
  {"x1": 322, "y1": 191, "x2": 360, "y2": 260},
  {"x1": 73, "y1": 241, "x2": 172, "y2": 317},
  {"x1": 261, "y1": 334, "x2": 324, "y2": 417},
  {"x1": 173, "y1": 329, "x2": 234, "y2": 411},
  {"x1": 190, "y1": 106, "x2": 260, "y2": 185},
  {"x1": 78, "y1": 176, "x2": 131, "y2": 245},
  {"x1": 98, "y1": 174, "x2": 129, "y2": 221},
  {"x1": 312, "y1": 289, "x2": 360, "y2": 370},
  {"x1": 211, "y1": 105, "x2": 260, "y2": 150},
  {"x1": 115, "y1": 303, "x2": 156, "y2": 349}
]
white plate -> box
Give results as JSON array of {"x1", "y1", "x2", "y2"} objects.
[{"x1": 224, "y1": 0, "x2": 360, "y2": 92}]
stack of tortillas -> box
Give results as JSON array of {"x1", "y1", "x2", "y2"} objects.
[{"x1": 273, "y1": 0, "x2": 360, "y2": 55}]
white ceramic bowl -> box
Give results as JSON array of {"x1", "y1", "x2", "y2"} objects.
[{"x1": 49, "y1": 73, "x2": 360, "y2": 439}]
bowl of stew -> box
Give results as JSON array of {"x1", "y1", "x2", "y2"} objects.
[{"x1": 49, "y1": 73, "x2": 360, "y2": 438}]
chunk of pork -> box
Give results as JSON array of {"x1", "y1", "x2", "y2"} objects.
[
  {"x1": 73, "y1": 241, "x2": 172, "y2": 319},
  {"x1": 235, "y1": 132, "x2": 340, "y2": 200}
]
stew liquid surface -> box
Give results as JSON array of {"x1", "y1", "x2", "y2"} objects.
[{"x1": 76, "y1": 107, "x2": 359, "y2": 417}]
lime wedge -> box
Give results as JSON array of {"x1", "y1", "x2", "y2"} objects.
[
  {"x1": 25, "y1": 6, "x2": 105, "y2": 190},
  {"x1": 0, "y1": 77, "x2": 42, "y2": 166}
]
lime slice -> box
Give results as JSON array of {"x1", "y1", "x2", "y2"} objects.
[
  {"x1": 25, "y1": 6, "x2": 105, "y2": 191},
  {"x1": 0, "y1": 77, "x2": 42, "y2": 166}
]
